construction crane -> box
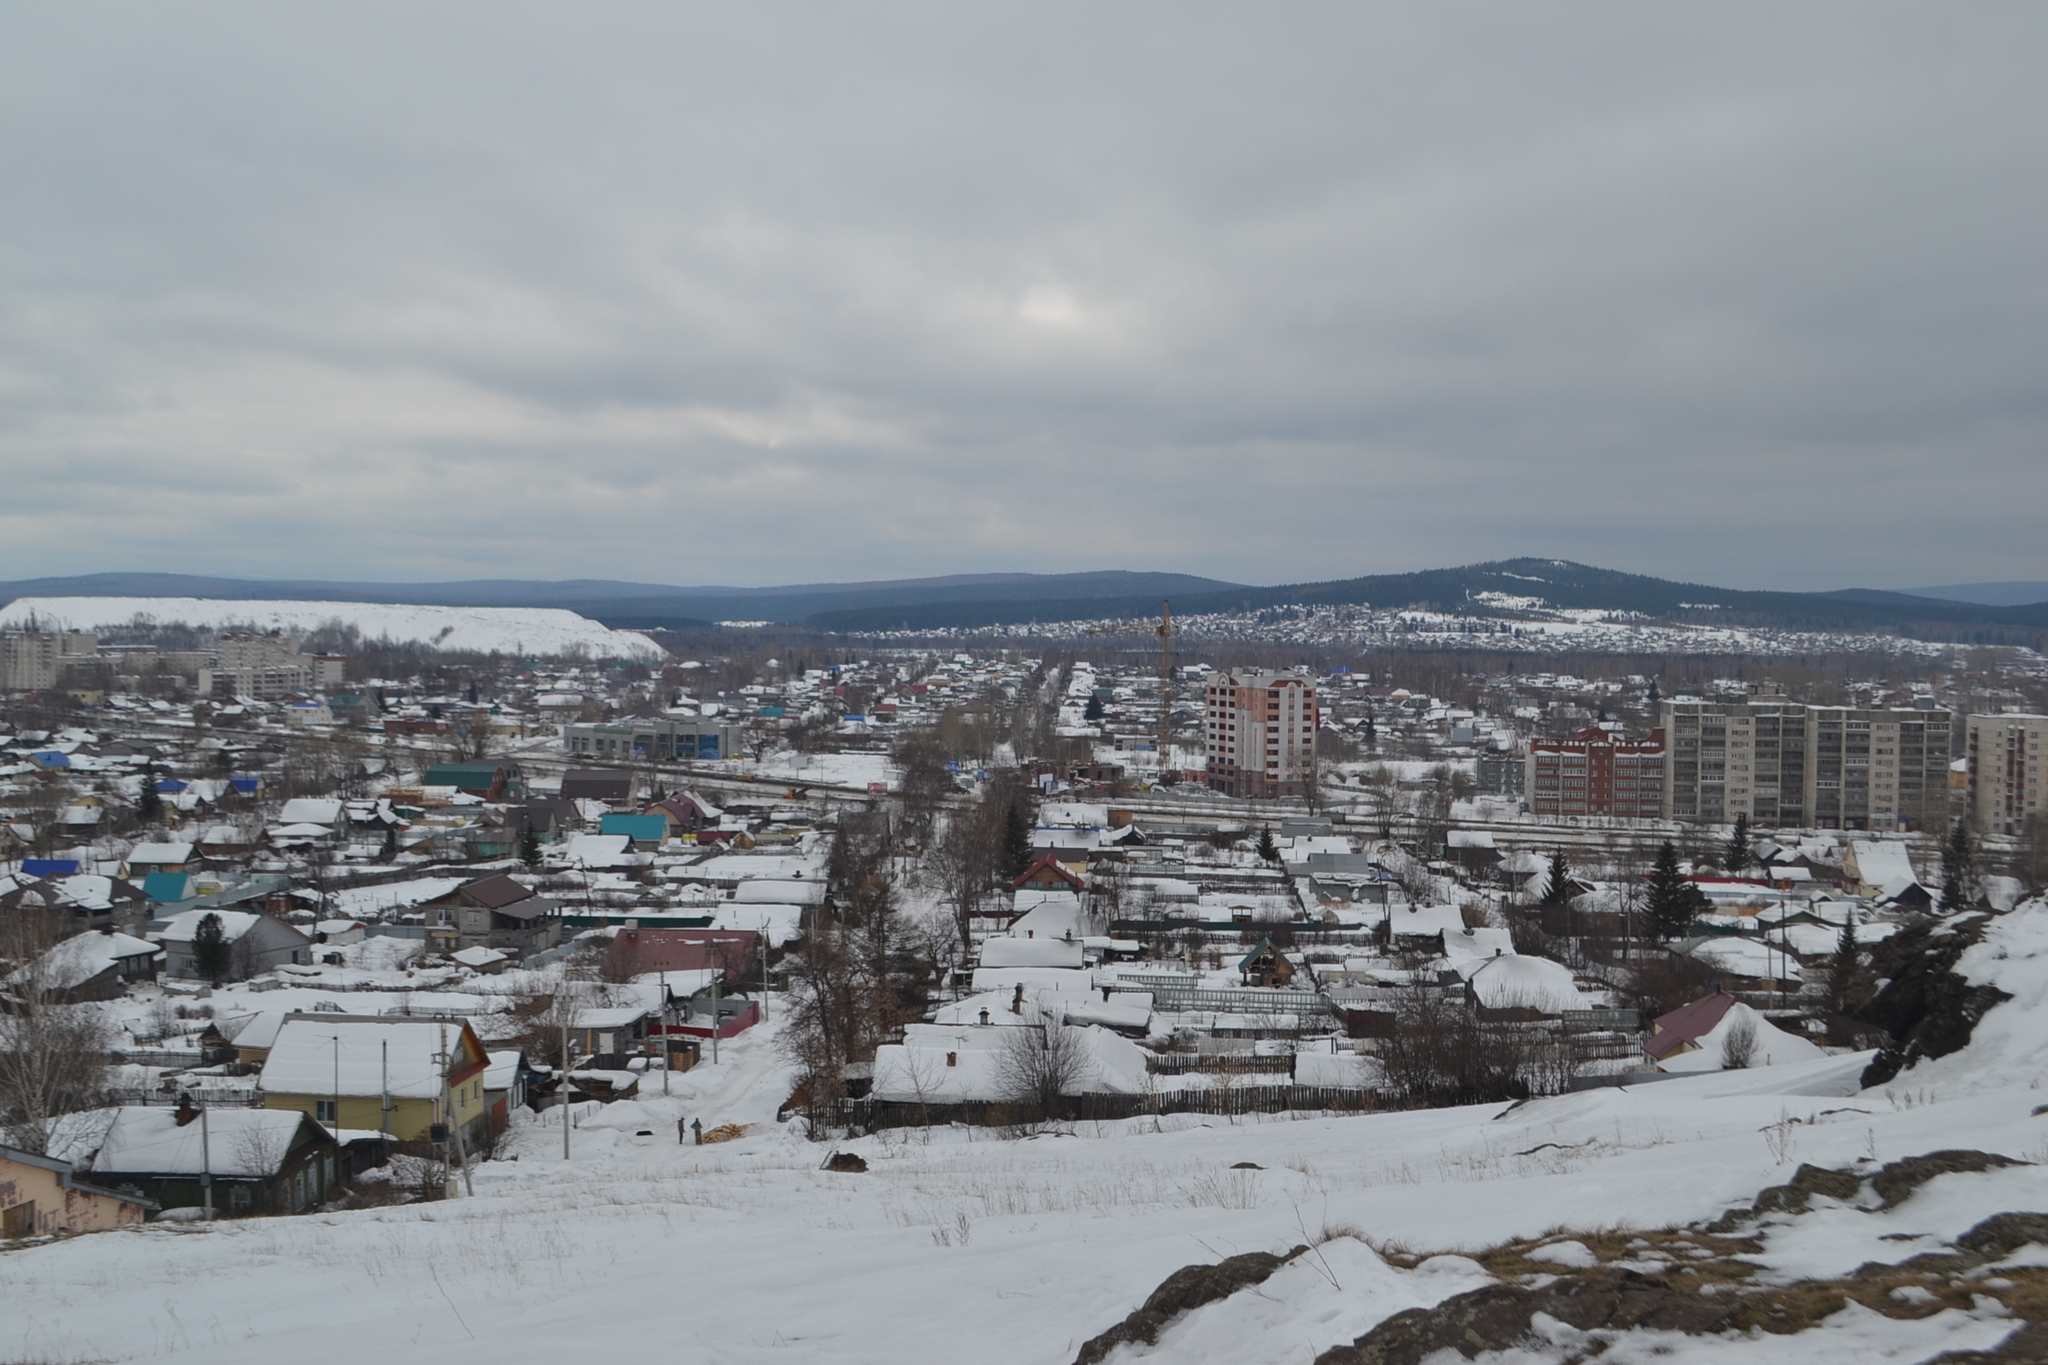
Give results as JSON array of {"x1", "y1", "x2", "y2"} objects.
[{"x1": 1084, "y1": 599, "x2": 1179, "y2": 763}]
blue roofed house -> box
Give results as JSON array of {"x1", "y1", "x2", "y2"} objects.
[
  {"x1": 142, "y1": 872, "x2": 192, "y2": 904},
  {"x1": 599, "y1": 812, "x2": 669, "y2": 850}
]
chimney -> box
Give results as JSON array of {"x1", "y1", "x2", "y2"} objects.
[
  {"x1": 174, "y1": 1093, "x2": 198, "y2": 1127},
  {"x1": 978, "y1": 1008, "x2": 991, "y2": 1026},
  {"x1": 1011, "y1": 983, "x2": 1024, "y2": 1016}
]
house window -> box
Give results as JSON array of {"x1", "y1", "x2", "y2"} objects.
[
  {"x1": 316, "y1": 1100, "x2": 337, "y2": 1123},
  {"x1": 230, "y1": 1186, "x2": 252, "y2": 1213}
]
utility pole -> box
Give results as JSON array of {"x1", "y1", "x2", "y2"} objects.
[
  {"x1": 710, "y1": 974, "x2": 721, "y2": 1066},
  {"x1": 660, "y1": 970, "x2": 671, "y2": 1096},
  {"x1": 380, "y1": 1039, "x2": 390, "y2": 1138},
  {"x1": 199, "y1": 1097, "x2": 213, "y2": 1221},
  {"x1": 561, "y1": 1002, "x2": 571, "y2": 1161}
]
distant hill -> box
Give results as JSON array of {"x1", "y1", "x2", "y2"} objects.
[
  {"x1": 7, "y1": 562, "x2": 2044, "y2": 644},
  {"x1": 803, "y1": 558, "x2": 2048, "y2": 640},
  {"x1": 1899, "y1": 581, "x2": 2048, "y2": 608},
  {"x1": 0, "y1": 569, "x2": 1244, "y2": 632}
]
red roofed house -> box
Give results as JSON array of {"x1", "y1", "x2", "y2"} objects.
[
  {"x1": 1644, "y1": 992, "x2": 1742, "y2": 1065},
  {"x1": 1012, "y1": 854, "x2": 1087, "y2": 893}
]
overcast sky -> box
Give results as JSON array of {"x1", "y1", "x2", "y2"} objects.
[{"x1": 3, "y1": 5, "x2": 2044, "y2": 594}]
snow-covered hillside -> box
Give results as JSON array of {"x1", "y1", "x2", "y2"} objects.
[
  {"x1": 0, "y1": 597, "x2": 667, "y2": 660},
  {"x1": 10, "y1": 908, "x2": 2048, "y2": 1363}
]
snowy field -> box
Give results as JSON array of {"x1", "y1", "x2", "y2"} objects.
[
  {"x1": 0, "y1": 597, "x2": 665, "y2": 660},
  {"x1": 13, "y1": 910, "x2": 2048, "y2": 1363}
]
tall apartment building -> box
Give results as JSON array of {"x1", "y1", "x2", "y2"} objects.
[
  {"x1": 203, "y1": 632, "x2": 313, "y2": 700},
  {"x1": 1966, "y1": 713, "x2": 2048, "y2": 835},
  {"x1": 1526, "y1": 726, "x2": 1665, "y2": 819},
  {"x1": 0, "y1": 631, "x2": 98, "y2": 691},
  {"x1": 1203, "y1": 670, "x2": 1318, "y2": 799},
  {"x1": 1659, "y1": 695, "x2": 1951, "y2": 832}
]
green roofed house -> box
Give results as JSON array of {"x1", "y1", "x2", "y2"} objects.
[
  {"x1": 421, "y1": 760, "x2": 523, "y2": 801},
  {"x1": 599, "y1": 812, "x2": 669, "y2": 849},
  {"x1": 142, "y1": 872, "x2": 192, "y2": 904}
]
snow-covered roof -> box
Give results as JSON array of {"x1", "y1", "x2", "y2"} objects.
[
  {"x1": 1440, "y1": 926, "x2": 1515, "y2": 962},
  {"x1": 261, "y1": 1018, "x2": 479, "y2": 1100},
  {"x1": 14, "y1": 931, "x2": 160, "y2": 990},
  {"x1": 1847, "y1": 840, "x2": 1917, "y2": 891},
  {"x1": 1466, "y1": 954, "x2": 1588, "y2": 1015},
  {"x1": 218, "y1": 1010, "x2": 290, "y2": 1052},
  {"x1": 277, "y1": 798, "x2": 344, "y2": 827},
  {"x1": 980, "y1": 937, "x2": 1086, "y2": 970},
  {"x1": 1656, "y1": 1000, "x2": 1827, "y2": 1073},
  {"x1": 154, "y1": 908, "x2": 262, "y2": 944},
  {"x1": 1683, "y1": 936, "x2": 1803, "y2": 982},
  {"x1": 127, "y1": 841, "x2": 194, "y2": 864},
  {"x1": 1387, "y1": 903, "x2": 1468, "y2": 939},
  {"x1": 452, "y1": 945, "x2": 509, "y2": 969},
  {"x1": 52, "y1": 1106, "x2": 316, "y2": 1177}
]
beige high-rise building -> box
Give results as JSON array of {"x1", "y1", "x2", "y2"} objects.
[
  {"x1": 204, "y1": 632, "x2": 313, "y2": 700},
  {"x1": 1203, "y1": 670, "x2": 1318, "y2": 799},
  {"x1": 1659, "y1": 695, "x2": 1951, "y2": 833},
  {"x1": 1966, "y1": 714, "x2": 2048, "y2": 836},
  {"x1": 0, "y1": 631, "x2": 97, "y2": 691}
]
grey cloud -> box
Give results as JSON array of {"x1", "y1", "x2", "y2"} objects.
[{"x1": 1, "y1": 4, "x2": 2044, "y2": 591}]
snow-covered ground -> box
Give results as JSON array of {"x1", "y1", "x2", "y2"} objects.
[
  {"x1": 14, "y1": 911, "x2": 2048, "y2": 1363},
  {"x1": 0, "y1": 597, "x2": 666, "y2": 660}
]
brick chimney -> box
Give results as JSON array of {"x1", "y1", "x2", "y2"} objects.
[{"x1": 174, "y1": 1093, "x2": 198, "y2": 1127}]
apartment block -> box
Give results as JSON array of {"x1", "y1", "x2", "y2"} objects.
[
  {"x1": 0, "y1": 631, "x2": 97, "y2": 691},
  {"x1": 1526, "y1": 726, "x2": 1665, "y2": 819},
  {"x1": 1659, "y1": 696, "x2": 1951, "y2": 832},
  {"x1": 1203, "y1": 670, "x2": 1318, "y2": 799},
  {"x1": 203, "y1": 632, "x2": 313, "y2": 700},
  {"x1": 1966, "y1": 713, "x2": 2048, "y2": 835}
]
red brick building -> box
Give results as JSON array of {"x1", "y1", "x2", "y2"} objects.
[{"x1": 1526, "y1": 726, "x2": 1665, "y2": 819}]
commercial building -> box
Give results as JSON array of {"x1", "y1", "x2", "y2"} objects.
[
  {"x1": 1659, "y1": 695, "x2": 1951, "y2": 832},
  {"x1": 1202, "y1": 670, "x2": 1319, "y2": 799},
  {"x1": 563, "y1": 716, "x2": 746, "y2": 763},
  {"x1": 1526, "y1": 726, "x2": 1665, "y2": 819},
  {"x1": 1966, "y1": 713, "x2": 2048, "y2": 836}
]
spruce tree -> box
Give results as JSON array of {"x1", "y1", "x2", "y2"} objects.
[
  {"x1": 1362, "y1": 710, "x2": 1377, "y2": 750},
  {"x1": 519, "y1": 825, "x2": 542, "y2": 869},
  {"x1": 1940, "y1": 819, "x2": 1976, "y2": 912},
  {"x1": 1083, "y1": 693, "x2": 1105, "y2": 723},
  {"x1": 1256, "y1": 826, "x2": 1280, "y2": 863},
  {"x1": 1828, "y1": 917, "x2": 1860, "y2": 1015},
  {"x1": 1647, "y1": 679, "x2": 1661, "y2": 704},
  {"x1": 137, "y1": 768, "x2": 162, "y2": 822},
  {"x1": 1002, "y1": 800, "x2": 1032, "y2": 878},
  {"x1": 1645, "y1": 841, "x2": 1699, "y2": 941},
  {"x1": 1541, "y1": 848, "x2": 1572, "y2": 906},
  {"x1": 191, "y1": 912, "x2": 232, "y2": 986},
  {"x1": 1722, "y1": 813, "x2": 1751, "y2": 875}
]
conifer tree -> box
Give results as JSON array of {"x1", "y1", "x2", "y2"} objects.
[
  {"x1": 1256, "y1": 826, "x2": 1280, "y2": 863},
  {"x1": 1541, "y1": 848, "x2": 1572, "y2": 906},
  {"x1": 190, "y1": 912, "x2": 231, "y2": 986},
  {"x1": 1645, "y1": 841, "x2": 1701, "y2": 941},
  {"x1": 1828, "y1": 917, "x2": 1861, "y2": 1015},
  {"x1": 519, "y1": 825, "x2": 542, "y2": 869},
  {"x1": 1722, "y1": 812, "x2": 1751, "y2": 875},
  {"x1": 1941, "y1": 819, "x2": 1976, "y2": 912},
  {"x1": 1083, "y1": 693, "x2": 1105, "y2": 723}
]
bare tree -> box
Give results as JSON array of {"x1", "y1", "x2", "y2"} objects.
[
  {"x1": 1720, "y1": 1017, "x2": 1757, "y2": 1070},
  {"x1": 0, "y1": 913, "x2": 115, "y2": 1154},
  {"x1": 994, "y1": 1011, "x2": 1096, "y2": 1123}
]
